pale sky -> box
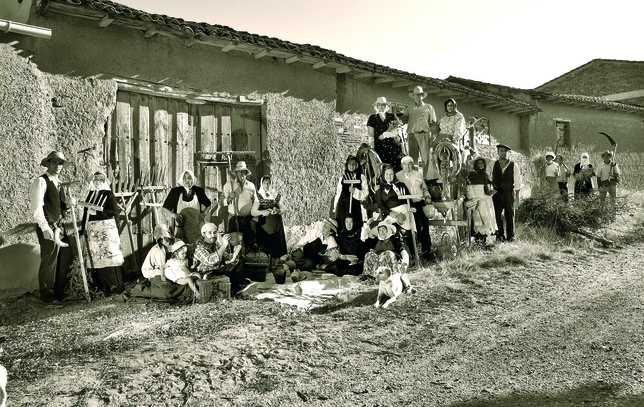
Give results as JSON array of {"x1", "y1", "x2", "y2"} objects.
[{"x1": 117, "y1": 0, "x2": 643, "y2": 89}]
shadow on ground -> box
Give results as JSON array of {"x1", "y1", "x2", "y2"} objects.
[{"x1": 449, "y1": 382, "x2": 643, "y2": 407}]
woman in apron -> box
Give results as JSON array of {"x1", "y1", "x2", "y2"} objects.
[{"x1": 162, "y1": 170, "x2": 213, "y2": 244}]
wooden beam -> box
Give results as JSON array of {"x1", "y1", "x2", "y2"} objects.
[
  {"x1": 481, "y1": 101, "x2": 506, "y2": 109},
  {"x1": 392, "y1": 81, "x2": 413, "y2": 88},
  {"x1": 312, "y1": 60, "x2": 326, "y2": 69},
  {"x1": 254, "y1": 49, "x2": 269, "y2": 59},
  {"x1": 98, "y1": 14, "x2": 114, "y2": 28},
  {"x1": 353, "y1": 72, "x2": 373, "y2": 79},
  {"x1": 184, "y1": 36, "x2": 199, "y2": 47},
  {"x1": 285, "y1": 55, "x2": 299, "y2": 64},
  {"x1": 374, "y1": 76, "x2": 395, "y2": 84},
  {"x1": 336, "y1": 66, "x2": 352, "y2": 74},
  {"x1": 144, "y1": 28, "x2": 159, "y2": 39},
  {"x1": 221, "y1": 43, "x2": 237, "y2": 52}
]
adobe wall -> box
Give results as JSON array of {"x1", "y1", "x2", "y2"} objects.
[{"x1": 528, "y1": 102, "x2": 644, "y2": 152}]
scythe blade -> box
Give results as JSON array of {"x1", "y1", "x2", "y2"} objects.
[{"x1": 598, "y1": 132, "x2": 617, "y2": 147}]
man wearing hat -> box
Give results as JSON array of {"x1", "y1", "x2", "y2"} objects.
[
  {"x1": 595, "y1": 150, "x2": 620, "y2": 209},
  {"x1": 399, "y1": 86, "x2": 438, "y2": 180},
  {"x1": 29, "y1": 151, "x2": 74, "y2": 303},
  {"x1": 491, "y1": 144, "x2": 522, "y2": 243},
  {"x1": 223, "y1": 161, "x2": 257, "y2": 250}
]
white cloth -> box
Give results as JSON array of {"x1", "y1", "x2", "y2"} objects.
[
  {"x1": 223, "y1": 179, "x2": 256, "y2": 216},
  {"x1": 164, "y1": 258, "x2": 192, "y2": 282},
  {"x1": 295, "y1": 221, "x2": 338, "y2": 249},
  {"x1": 467, "y1": 184, "x2": 497, "y2": 236},
  {"x1": 141, "y1": 244, "x2": 166, "y2": 279}
]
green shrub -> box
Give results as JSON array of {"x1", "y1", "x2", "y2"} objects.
[{"x1": 516, "y1": 189, "x2": 616, "y2": 236}]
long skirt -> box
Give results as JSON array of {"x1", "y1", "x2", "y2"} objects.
[
  {"x1": 363, "y1": 250, "x2": 407, "y2": 278},
  {"x1": 468, "y1": 185, "x2": 497, "y2": 236},
  {"x1": 256, "y1": 214, "x2": 288, "y2": 259},
  {"x1": 84, "y1": 219, "x2": 124, "y2": 269}
]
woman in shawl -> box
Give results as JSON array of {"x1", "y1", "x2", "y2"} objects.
[
  {"x1": 438, "y1": 98, "x2": 467, "y2": 148},
  {"x1": 80, "y1": 171, "x2": 124, "y2": 294},
  {"x1": 162, "y1": 170, "x2": 213, "y2": 244},
  {"x1": 333, "y1": 155, "x2": 369, "y2": 230},
  {"x1": 466, "y1": 156, "x2": 497, "y2": 249},
  {"x1": 367, "y1": 96, "x2": 404, "y2": 172},
  {"x1": 326, "y1": 216, "x2": 367, "y2": 276},
  {"x1": 573, "y1": 152, "x2": 595, "y2": 199},
  {"x1": 251, "y1": 175, "x2": 288, "y2": 269},
  {"x1": 361, "y1": 221, "x2": 413, "y2": 291}
]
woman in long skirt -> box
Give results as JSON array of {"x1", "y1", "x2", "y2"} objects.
[{"x1": 251, "y1": 175, "x2": 288, "y2": 269}]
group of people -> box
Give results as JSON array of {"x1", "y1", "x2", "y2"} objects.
[
  {"x1": 542, "y1": 150, "x2": 621, "y2": 205},
  {"x1": 29, "y1": 102, "x2": 623, "y2": 304}
]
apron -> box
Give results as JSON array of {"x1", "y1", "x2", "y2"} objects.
[{"x1": 84, "y1": 218, "x2": 124, "y2": 269}]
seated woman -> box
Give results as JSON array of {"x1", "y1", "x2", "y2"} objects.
[
  {"x1": 362, "y1": 221, "x2": 413, "y2": 292},
  {"x1": 290, "y1": 219, "x2": 338, "y2": 271},
  {"x1": 128, "y1": 224, "x2": 190, "y2": 300},
  {"x1": 333, "y1": 155, "x2": 369, "y2": 230},
  {"x1": 251, "y1": 175, "x2": 288, "y2": 270},
  {"x1": 164, "y1": 240, "x2": 201, "y2": 298},
  {"x1": 162, "y1": 170, "x2": 213, "y2": 244},
  {"x1": 467, "y1": 156, "x2": 497, "y2": 249},
  {"x1": 326, "y1": 216, "x2": 368, "y2": 276}
]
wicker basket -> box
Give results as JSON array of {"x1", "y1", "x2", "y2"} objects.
[
  {"x1": 435, "y1": 233, "x2": 458, "y2": 261},
  {"x1": 246, "y1": 263, "x2": 269, "y2": 282},
  {"x1": 196, "y1": 275, "x2": 231, "y2": 302}
]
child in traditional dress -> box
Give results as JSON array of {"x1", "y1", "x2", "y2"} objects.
[{"x1": 164, "y1": 240, "x2": 201, "y2": 298}]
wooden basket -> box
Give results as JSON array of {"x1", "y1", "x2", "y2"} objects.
[
  {"x1": 435, "y1": 233, "x2": 458, "y2": 261},
  {"x1": 196, "y1": 275, "x2": 231, "y2": 302}
]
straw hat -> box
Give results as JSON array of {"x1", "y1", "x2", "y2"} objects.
[
  {"x1": 373, "y1": 96, "x2": 389, "y2": 106},
  {"x1": 234, "y1": 161, "x2": 251, "y2": 175},
  {"x1": 409, "y1": 86, "x2": 427, "y2": 99},
  {"x1": 40, "y1": 151, "x2": 71, "y2": 168},
  {"x1": 371, "y1": 221, "x2": 396, "y2": 239},
  {"x1": 545, "y1": 151, "x2": 555, "y2": 159},
  {"x1": 170, "y1": 240, "x2": 187, "y2": 254}
]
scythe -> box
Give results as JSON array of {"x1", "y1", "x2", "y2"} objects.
[{"x1": 598, "y1": 132, "x2": 617, "y2": 166}]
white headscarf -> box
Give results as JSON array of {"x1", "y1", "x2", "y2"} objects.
[
  {"x1": 258, "y1": 176, "x2": 277, "y2": 199},
  {"x1": 580, "y1": 153, "x2": 590, "y2": 168},
  {"x1": 88, "y1": 170, "x2": 111, "y2": 191},
  {"x1": 178, "y1": 170, "x2": 196, "y2": 192}
]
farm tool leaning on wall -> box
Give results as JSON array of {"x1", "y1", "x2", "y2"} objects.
[{"x1": 111, "y1": 164, "x2": 140, "y2": 272}]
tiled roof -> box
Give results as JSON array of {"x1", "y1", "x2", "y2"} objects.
[
  {"x1": 41, "y1": 0, "x2": 540, "y2": 114},
  {"x1": 447, "y1": 76, "x2": 644, "y2": 115}
]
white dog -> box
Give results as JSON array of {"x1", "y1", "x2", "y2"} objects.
[
  {"x1": 0, "y1": 364, "x2": 6, "y2": 407},
  {"x1": 374, "y1": 266, "x2": 405, "y2": 309}
]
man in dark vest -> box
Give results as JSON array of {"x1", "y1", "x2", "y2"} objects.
[
  {"x1": 29, "y1": 151, "x2": 74, "y2": 303},
  {"x1": 491, "y1": 144, "x2": 522, "y2": 243}
]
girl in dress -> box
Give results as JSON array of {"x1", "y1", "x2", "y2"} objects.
[
  {"x1": 467, "y1": 156, "x2": 497, "y2": 249},
  {"x1": 164, "y1": 240, "x2": 201, "y2": 298}
]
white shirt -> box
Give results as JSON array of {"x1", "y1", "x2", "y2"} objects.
[
  {"x1": 29, "y1": 172, "x2": 60, "y2": 233},
  {"x1": 223, "y1": 179, "x2": 257, "y2": 216},
  {"x1": 295, "y1": 221, "x2": 338, "y2": 249}
]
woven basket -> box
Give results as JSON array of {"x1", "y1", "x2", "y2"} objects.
[
  {"x1": 246, "y1": 263, "x2": 269, "y2": 282},
  {"x1": 196, "y1": 275, "x2": 231, "y2": 302},
  {"x1": 435, "y1": 233, "x2": 458, "y2": 261}
]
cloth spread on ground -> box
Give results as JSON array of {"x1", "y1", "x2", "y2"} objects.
[{"x1": 255, "y1": 274, "x2": 361, "y2": 309}]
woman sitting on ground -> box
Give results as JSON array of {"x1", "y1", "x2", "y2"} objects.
[
  {"x1": 164, "y1": 240, "x2": 201, "y2": 298},
  {"x1": 290, "y1": 219, "x2": 339, "y2": 271},
  {"x1": 361, "y1": 221, "x2": 413, "y2": 292},
  {"x1": 129, "y1": 224, "x2": 191, "y2": 300},
  {"x1": 326, "y1": 216, "x2": 367, "y2": 276},
  {"x1": 466, "y1": 156, "x2": 497, "y2": 249}
]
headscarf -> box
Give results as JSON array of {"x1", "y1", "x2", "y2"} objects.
[
  {"x1": 258, "y1": 175, "x2": 277, "y2": 199},
  {"x1": 343, "y1": 155, "x2": 362, "y2": 180},
  {"x1": 88, "y1": 170, "x2": 111, "y2": 191},
  {"x1": 580, "y1": 153, "x2": 590, "y2": 169},
  {"x1": 444, "y1": 98, "x2": 459, "y2": 116},
  {"x1": 468, "y1": 157, "x2": 491, "y2": 185},
  {"x1": 177, "y1": 170, "x2": 197, "y2": 201}
]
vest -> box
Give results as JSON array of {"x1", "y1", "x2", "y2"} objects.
[
  {"x1": 492, "y1": 161, "x2": 515, "y2": 191},
  {"x1": 41, "y1": 174, "x2": 62, "y2": 225}
]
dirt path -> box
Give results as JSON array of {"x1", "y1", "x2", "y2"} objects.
[{"x1": 1, "y1": 239, "x2": 644, "y2": 406}]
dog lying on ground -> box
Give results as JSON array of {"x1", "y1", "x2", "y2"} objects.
[
  {"x1": 374, "y1": 266, "x2": 406, "y2": 309},
  {"x1": 1, "y1": 364, "x2": 7, "y2": 407}
]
